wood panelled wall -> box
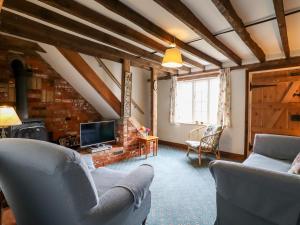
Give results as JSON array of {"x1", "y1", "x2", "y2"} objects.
[
  {"x1": 248, "y1": 67, "x2": 300, "y2": 153},
  {"x1": 0, "y1": 51, "x2": 101, "y2": 141}
]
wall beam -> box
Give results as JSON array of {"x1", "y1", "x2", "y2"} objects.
[
  {"x1": 121, "y1": 59, "x2": 132, "y2": 118},
  {"x1": 151, "y1": 68, "x2": 158, "y2": 136}
]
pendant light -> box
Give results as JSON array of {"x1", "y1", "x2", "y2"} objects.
[{"x1": 162, "y1": 39, "x2": 183, "y2": 68}]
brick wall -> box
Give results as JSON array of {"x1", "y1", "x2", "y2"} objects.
[
  {"x1": 0, "y1": 53, "x2": 101, "y2": 142},
  {"x1": 0, "y1": 52, "x2": 144, "y2": 166},
  {"x1": 90, "y1": 117, "x2": 142, "y2": 167}
]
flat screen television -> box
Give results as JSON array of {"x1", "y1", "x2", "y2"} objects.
[{"x1": 80, "y1": 121, "x2": 115, "y2": 147}]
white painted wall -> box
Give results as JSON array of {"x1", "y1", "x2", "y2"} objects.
[
  {"x1": 157, "y1": 69, "x2": 246, "y2": 154},
  {"x1": 131, "y1": 67, "x2": 151, "y2": 128}
]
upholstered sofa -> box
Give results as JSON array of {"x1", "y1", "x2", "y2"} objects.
[
  {"x1": 0, "y1": 138, "x2": 154, "y2": 225},
  {"x1": 210, "y1": 134, "x2": 300, "y2": 225}
]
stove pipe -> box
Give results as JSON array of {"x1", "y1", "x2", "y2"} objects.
[{"x1": 10, "y1": 59, "x2": 29, "y2": 120}]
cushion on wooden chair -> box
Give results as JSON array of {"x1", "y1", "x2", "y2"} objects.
[{"x1": 185, "y1": 140, "x2": 201, "y2": 148}]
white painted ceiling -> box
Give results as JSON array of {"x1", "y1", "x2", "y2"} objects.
[{"x1": 78, "y1": 0, "x2": 300, "y2": 65}]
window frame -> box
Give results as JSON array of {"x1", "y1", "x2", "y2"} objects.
[{"x1": 175, "y1": 76, "x2": 219, "y2": 125}]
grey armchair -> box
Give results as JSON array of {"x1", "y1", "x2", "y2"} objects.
[
  {"x1": 0, "y1": 138, "x2": 154, "y2": 225},
  {"x1": 210, "y1": 134, "x2": 300, "y2": 225}
]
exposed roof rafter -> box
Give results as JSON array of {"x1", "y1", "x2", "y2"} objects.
[
  {"x1": 4, "y1": 0, "x2": 195, "y2": 72},
  {"x1": 273, "y1": 0, "x2": 290, "y2": 58},
  {"x1": 0, "y1": 0, "x2": 4, "y2": 12},
  {"x1": 37, "y1": 0, "x2": 209, "y2": 69},
  {"x1": 0, "y1": 10, "x2": 178, "y2": 74},
  {"x1": 59, "y1": 48, "x2": 121, "y2": 115},
  {"x1": 95, "y1": 0, "x2": 221, "y2": 67},
  {"x1": 212, "y1": 0, "x2": 266, "y2": 62},
  {"x1": 0, "y1": 33, "x2": 46, "y2": 53},
  {"x1": 153, "y1": 0, "x2": 242, "y2": 65}
]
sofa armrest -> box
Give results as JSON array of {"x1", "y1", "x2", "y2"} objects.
[
  {"x1": 253, "y1": 134, "x2": 300, "y2": 160},
  {"x1": 209, "y1": 160, "x2": 300, "y2": 225}
]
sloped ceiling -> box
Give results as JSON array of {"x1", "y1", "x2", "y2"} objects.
[{"x1": 38, "y1": 43, "x2": 120, "y2": 119}]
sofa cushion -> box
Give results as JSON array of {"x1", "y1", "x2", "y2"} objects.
[
  {"x1": 288, "y1": 153, "x2": 300, "y2": 174},
  {"x1": 243, "y1": 153, "x2": 291, "y2": 172},
  {"x1": 91, "y1": 168, "x2": 127, "y2": 197}
]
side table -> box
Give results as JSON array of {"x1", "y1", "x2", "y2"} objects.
[{"x1": 138, "y1": 136, "x2": 158, "y2": 158}]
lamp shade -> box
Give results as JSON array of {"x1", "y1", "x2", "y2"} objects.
[
  {"x1": 0, "y1": 106, "x2": 22, "y2": 127},
  {"x1": 162, "y1": 47, "x2": 183, "y2": 68}
]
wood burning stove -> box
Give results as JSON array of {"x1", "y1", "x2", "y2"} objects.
[{"x1": 9, "y1": 58, "x2": 49, "y2": 141}]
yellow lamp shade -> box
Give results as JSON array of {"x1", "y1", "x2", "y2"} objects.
[
  {"x1": 0, "y1": 106, "x2": 22, "y2": 127},
  {"x1": 162, "y1": 47, "x2": 183, "y2": 68}
]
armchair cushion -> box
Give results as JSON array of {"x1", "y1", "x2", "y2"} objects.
[
  {"x1": 288, "y1": 153, "x2": 300, "y2": 174},
  {"x1": 244, "y1": 153, "x2": 291, "y2": 173},
  {"x1": 91, "y1": 168, "x2": 127, "y2": 196},
  {"x1": 203, "y1": 125, "x2": 222, "y2": 136},
  {"x1": 185, "y1": 141, "x2": 210, "y2": 150},
  {"x1": 185, "y1": 140, "x2": 200, "y2": 148}
]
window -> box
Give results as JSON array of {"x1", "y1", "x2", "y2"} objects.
[{"x1": 175, "y1": 77, "x2": 220, "y2": 124}]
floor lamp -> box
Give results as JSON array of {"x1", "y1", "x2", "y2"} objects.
[{"x1": 0, "y1": 106, "x2": 22, "y2": 138}]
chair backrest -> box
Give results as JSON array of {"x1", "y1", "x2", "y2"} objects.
[
  {"x1": 203, "y1": 125, "x2": 223, "y2": 150},
  {"x1": 0, "y1": 138, "x2": 98, "y2": 225}
]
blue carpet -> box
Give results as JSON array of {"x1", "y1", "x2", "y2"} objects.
[{"x1": 107, "y1": 145, "x2": 216, "y2": 225}]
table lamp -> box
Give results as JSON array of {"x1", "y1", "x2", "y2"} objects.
[{"x1": 0, "y1": 106, "x2": 22, "y2": 138}]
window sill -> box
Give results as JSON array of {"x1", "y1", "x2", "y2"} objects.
[{"x1": 174, "y1": 122, "x2": 207, "y2": 126}]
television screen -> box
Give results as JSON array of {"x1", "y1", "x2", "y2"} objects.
[{"x1": 80, "y1": 121, "x2": 115, "y2": 147}]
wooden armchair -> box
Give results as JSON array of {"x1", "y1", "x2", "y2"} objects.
[{"x1": 186, "y1": 125, "x2": 224, "y2": 165}]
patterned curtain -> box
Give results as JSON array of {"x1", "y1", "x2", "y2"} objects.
[
  {"x1": 217, "y1": 68, "x2": 231, "y2": 127},
  {"x1": 169, "y1": 76, "x2": 178, "y2": 124}
]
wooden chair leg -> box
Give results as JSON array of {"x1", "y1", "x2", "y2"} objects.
[
  {"x1": 186, "y1": 146, "x2": 191, "y2": 156},
  {"x1": 198, "y1": 149, "x2": 202, "y2": 166},
  {"x1": 142, "y1": 217, "x2": 147, "y2": 225},
  {"x1": 216, "y1": 151, "x2": 221, "y2": 160}
]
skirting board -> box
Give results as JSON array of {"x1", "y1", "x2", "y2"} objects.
[{"x1": 159, "y1": 140, "x2": 245, "y2": 161}]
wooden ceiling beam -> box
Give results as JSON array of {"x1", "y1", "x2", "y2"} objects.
[
  {"x1": 158, "y1": 56, "x2": 300, "y2": 80},
  {"x1": 0, "y1": 33, "x2": 46, "y2": 52},
  {"x1": 234, "y1": 56, "x2": 300, "y2": 71},
  {"x1": 273, "y1": 0, "x2": 290, "y2": 58},
  {"x1": 0, "y1": 10, "x2": 177, "y2": 74},
  {"x1": 0, "y1": 0, "x2": 4, "y2": 12},
  {"x1": 4, "y1": 0, "x2": 189, "y2": 72},
  {"x1": 212, "y1": 0, "x2": 265, "y2": 62},
  {"x1": 95, "y1": 0, "x2": 221, "y2": 67},
  {"x1": 0, "y1": 47, "x2": 40, "y2": 57},
  {"x1": 154, "y1": 0, "x2": 242, "y2": 65},
  {"x1": 59, "y1": 48, "x2": 121, "y2": 115},
  {"x1": 38, "y1": 0, "x2": 208, "y2": 69}
]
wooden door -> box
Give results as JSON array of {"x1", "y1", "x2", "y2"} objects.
[{"x1": 248, "y1": 68, "x2": 300, "y2": 155}]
